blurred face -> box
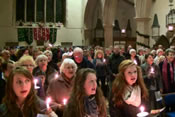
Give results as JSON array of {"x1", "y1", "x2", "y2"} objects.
[
  {"x1": 13, "y1": 73, "x2": 31, "y2": 102},
  {"x1": 158, "y1": 51, "x2": 163, "y2": 56},
  {"x1": 84, "y1": 73, "x2": 97, "y2": 96},
  {"x1": 124, "y1": 65, "x2": 137, "y2": 86},
  {"x1": 5, "y1": 63, "x2": 14, "y2": 78},
  {"x1": 167, "y1": 52, "x2": 175, "y2": 62},
  {"x1": 63, "y1": 64, "x2": 76, "y2": 79},
  {"x1": 113, "y1": 47, "x2": 120, "y2": 54},
  {"x1": 45, "y1": 53, "x2": 52, "y2": 62},
  {"x1": 21, "y1": 61, "x2": 35, "y2": 74},
  {"x1": 24, "y1": 50, "x2": 29, "y2": 55},
  {"x1": 120, "y1": 48, "x2": 125, "y2": 53},
  {"x1": 3, "y1": 52, "x2": 10, "y2": 61},
  {"x1": 130, "y1": 51, "x2": 136, "y2": 57},
  {"x1": 146, "y1": 55, "x2": 154, "y2": 65},
  {"x1": 97, "y1": 53, "x2": 102, "y2": 58},
  {"x1": 74, "y1": 52, "x2": 83, "y2": 63},
  {"x1": 38, "y1": 58, "x2": 48, "y2": 69}
]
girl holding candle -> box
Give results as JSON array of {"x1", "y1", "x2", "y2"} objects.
[
  {"x1": 109, "y1": 60, "x2": 150, "y2": 117},
  {"x1": 0, "y1": 67, "x2": 57, "y2": 117},
  {"x1": 141, "y1": 53, "x2": 163, "y2": 110},
  {"x1": 63, "y1": 68, "x2": 107, "y2": 117}
]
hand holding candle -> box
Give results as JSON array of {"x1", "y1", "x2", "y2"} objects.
[
  {"x1": 63, "y1": 98, "x2": 67, "y2": 105},
  {"x1": 46, "y1": 97, "x2": 52, "y2": 109},
  {"x1": 137, "y1": 106, "x2": 149, "y2": 117},
  {"x1": 55, "y1": 73, "x2": 59, "y2": 79},
  {"x1": 134, "y1": 60, "x2": 137, "y2": 65},
  {"x1": 34, "y1": 79, "x2": 40, "y2": 89},
  {"x1": 150, "y1": 67, "x2": 155, "y2": 74},
  {"x1": 103, "y1": 59, "x2": 106, "y2": 63}
]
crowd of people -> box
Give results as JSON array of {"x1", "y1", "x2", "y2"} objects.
[{"x1": 0, "y1": 44, "x2": 174, "y2": 117}]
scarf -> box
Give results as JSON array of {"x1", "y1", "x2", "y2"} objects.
[
  {"x1": 123, "y1": 85, "x2": 141, "y2": 107},
  {"x1": 162, "y1": 59, "x2": 175, "y2": 91},
  {"x1": 84, "y1": 96, "x2": 98, "y2": 117}
]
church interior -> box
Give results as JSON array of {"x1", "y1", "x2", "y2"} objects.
[{"x1": 0, "y1": 0, "x2": 175, "y2": 50}]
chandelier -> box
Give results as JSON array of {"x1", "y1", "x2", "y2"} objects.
[{"x1": 166, "y1": 0, "x2": 175, "y2": 31}]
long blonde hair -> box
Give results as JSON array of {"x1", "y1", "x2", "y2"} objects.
[{"x1": 112, "y1": 60, "x2": 148, "y2": 106}]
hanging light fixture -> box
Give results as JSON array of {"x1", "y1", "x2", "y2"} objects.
[{"x1": 166, "y1": 0, "x2": 175, "y2": 31}]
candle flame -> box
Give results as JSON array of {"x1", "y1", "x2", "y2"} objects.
[
  {"x1": 140, "y1": 106, "x2": 144, "y2": 112},
  {"x1": 63, "y1": 98, "x2": 67, "y2": 105},
  {"x1": 134, "y1": 60, "x2": 137, "y2": 65},
  {"x1": 55, "y1": 74, "x2": 59, "y2": 78},
  {"x1": 34, "y1": 79, "x2": 38, "y2": 84},
  {"x1": 46, "y1": 97, "x2": 51, "y2": 109},
  {"x1": 103, "y1": 59, "x2": 106, "y2": 62},
  {"x1": 34, "y1": 79, "x2": 38, "y2": 89},
  {"x1": 150, "y1": 67, "x2": 154, "y2": 73},
  {"x1": 49, "y1": 44, "x2": 52, "y2": 47}
]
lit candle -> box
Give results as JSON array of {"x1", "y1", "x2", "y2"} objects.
[
  {"x1": 134, "y1": 60, "x2": 137, "y2": 65},
  {"x1": 103, "y1": 59, "x2": 106, "y2": 63},
  {"x1": 34, "y1": 79, "x2": 40, "y2": 89},
  {"x1": 49, "y1": 44, "x2": 53, "y2": 47},
  {"x1": 63, "y1": 98, "x2": 67, "y2": 105},
  {"x1": 137, "y1": 106, "x2": 149, "y2": 117},
  {"x1": 46, "y1": 97, "x2": 52, "y2": 109},
  {"x1": 68, "y1": 52, "x2": 73, "y2": 56},
  {"x1": 55, "y1": 73, "x2": 59, "y2": 79},
  {"x1": 150, "y1": 67, "x2": 155, "y2": 74}
]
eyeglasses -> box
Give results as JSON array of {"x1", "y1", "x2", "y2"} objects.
[{"x1": 22, "y1": 64, "x2": 35, "y2": 68}]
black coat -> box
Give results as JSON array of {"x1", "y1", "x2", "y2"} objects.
[
  {"x1": 109, "y1": 97, "x2": 150, "y2": 117},
  {"x1": 72, "y1": 57, "x2": 95, "y2": 71},
  {"x1": 0, "y1": 72, "x2": 6, "y2": 104}
]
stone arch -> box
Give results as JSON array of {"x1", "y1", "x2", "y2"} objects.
[
  {"x1": 154, "y1": 35, "x2": 170, "y2": 49},
  {"x1": 84, "y1": 0, "x2": 153, "y2": 47},
  {"x1": 84, "y1": 0, "x2": 103, "y2": 46},
  {"x1": 170, "y1": 37, "x2": 175, "y2": 46}
]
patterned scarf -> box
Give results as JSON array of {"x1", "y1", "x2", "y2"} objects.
[{"x1": 84, "y1": 96, "x2": 98, "y2": 117}]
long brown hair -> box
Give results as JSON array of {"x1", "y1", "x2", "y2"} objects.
[
  {"x1": 112, "y1": 60, "x2": 148, "y2": 106},
  {"x1": 2, "y1": 67, "x2": 40, "y2": 116},
  {"x1": 65, "y1": 68, "x2": 107, "y2": 117}
]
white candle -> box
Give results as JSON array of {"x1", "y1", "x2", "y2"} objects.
[
  {"x1": 34, "y1": 79, "x2": 40, "y2": 89},
  {"x1": 46, "y1": 97, "x2": 51, "y2": 109},
  {"x1": 34, "y1": 79, "x2": 37, "y2": 87},
  {"x1": 63, "y1": 98, "x2": 67, "y2": 105},
  {"x1": 150, "y1": 67, "x2": 155, "y2": 74},
  {"x1": 103, "y1": 59, "x2": 106, "y2": 63},
  {"x1": 134, "y1": 60, "x2": 137, "y2": 65},
  {"x1": 137, "y1": 106, "x2": 149, "y2": 117},
  {"x1": 55, "y1": 73, "x2": 59, "y2": 79},
  {"x1": 49, "y1": 44, "x2": 53, "y2": 47}
]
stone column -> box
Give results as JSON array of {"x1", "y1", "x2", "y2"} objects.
[
  {"x1": 84, "y1": 29, "x2": 94, "y2": 46},
  {"x1": 135, "y1": 17, "x2": 151, "y2": 49},
  {"x1": 104, "y1": 25, "x2": 113, "y2": 47},
  {"x1": 134, "y1": 0, "x2": 152, "y2": 49},
  {"x1": 103, "y1": 0, "x2": 118, "y2": 47}
]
